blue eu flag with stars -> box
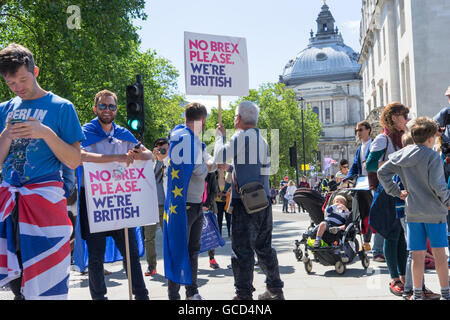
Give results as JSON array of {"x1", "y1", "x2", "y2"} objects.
[{"x1": 163, "y1": 124, "x2": 195, "y2": 284}]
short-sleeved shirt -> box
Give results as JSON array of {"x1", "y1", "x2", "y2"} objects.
[{"x1": 0, "y1": 92, "x2": 85, "y2": 185}]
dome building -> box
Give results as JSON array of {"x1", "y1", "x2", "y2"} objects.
[{"x1": 279, "y1": 1, "x2": 364, "y2": 176}]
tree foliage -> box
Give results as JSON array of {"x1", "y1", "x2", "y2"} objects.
[
  {"x1": 205, "y1": 83, "x2": 322, "y2": 185},
  {"x1": 0, "y1": 0, "x2": 183, "y2": 145}
]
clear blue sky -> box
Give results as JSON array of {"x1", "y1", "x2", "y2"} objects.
[{"x1": 135, "y1": 0, "x2": 362, "y2": 109}]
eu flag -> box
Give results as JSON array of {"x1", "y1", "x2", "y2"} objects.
[{"x1": 163, "y1": 125, "x2": 195, "y2": 284}]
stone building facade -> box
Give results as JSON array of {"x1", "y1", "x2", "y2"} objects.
[{"x1": 359, "y1": 0, "x2": 450, "y2": 120}]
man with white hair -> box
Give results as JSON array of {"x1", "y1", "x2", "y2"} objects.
[{"x1": 214, "y1": 101, "x2": 284, "y2": 300}]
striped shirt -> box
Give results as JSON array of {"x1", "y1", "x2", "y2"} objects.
[{"x1": 325, "y1": 204, "x2": 350, "y2": 226}]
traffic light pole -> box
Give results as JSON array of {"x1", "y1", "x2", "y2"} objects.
[
  {"x1": 300, "y1": 97, "x2": 306, "y2": 176},
  {"x1": 126, "y1": 74, "x2": 145, "y2": 143}
]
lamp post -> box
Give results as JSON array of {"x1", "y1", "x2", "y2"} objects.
[{"x1": 299, "y1": 94, "x2": 307, "y2": 176}]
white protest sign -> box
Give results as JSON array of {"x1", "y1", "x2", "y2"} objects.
[
  {"x1": 184, "y1": 31, "x2": 249, "y2": 96},
  {"x1": 83, "y1": 160, "x2": 159, "y2": 233},
  {"x1": 349, "y1": 176, "x2": 370, "y2": 191}
]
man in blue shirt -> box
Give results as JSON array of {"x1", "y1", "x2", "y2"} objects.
[
  {"x1": 78, "y1": 89, "x2": 153, "y2": 300},
  {"x1": 0, "y1": 43, "x2": 84, "y2": 300}
]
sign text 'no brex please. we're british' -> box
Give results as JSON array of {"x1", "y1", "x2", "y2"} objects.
[
  {"x1": 83, "y1": 160, "x2": 159, "y2": 233},
  {"x1": 184, "y1": 31, "x2": 249, "y2": 96}
]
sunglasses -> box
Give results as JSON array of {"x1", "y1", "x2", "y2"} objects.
[
  {"x1": 97, "y1": 104, "x2": 117, "y2": 111},
  {"x1": 355, "y1": 128, "x2": 364, "y2": 133},
  {"x1": 342, "y1": 165, "x2": 349, "y2": 168}
]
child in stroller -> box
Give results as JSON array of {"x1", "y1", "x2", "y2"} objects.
[
  {"x1": 293, "y1": 180, "x2": 370, "y2": 275},
  {"x1": 313, "y1": 195, "x2": 350, "y2": 248}
]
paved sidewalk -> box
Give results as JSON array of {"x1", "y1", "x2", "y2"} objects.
[{"x1": 1, "y1": 203, "x2": 444, "y2": 300}]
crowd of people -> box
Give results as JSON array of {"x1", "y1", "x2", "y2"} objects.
[
  {"x1": 0, "y1": 43, "x2": 284, "y2": 300},
  {"x1": 0, "y1": 43, "x2": 448, "y2": 301}
]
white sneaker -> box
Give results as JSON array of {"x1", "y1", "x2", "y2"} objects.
[{"x1": 187, "y1": 293, "x2": 203, "y2": 300}]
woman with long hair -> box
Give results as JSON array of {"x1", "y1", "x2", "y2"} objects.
[{"x1": 365, "y1": 102, "x2": 409, "y2": 297}]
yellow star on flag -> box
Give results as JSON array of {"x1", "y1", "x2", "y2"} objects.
[
  {"x1": 172, "y1": 185, "x2": 183, "y2": 198},
  {"x1": 163, "y1": 210, "x2": 169, "y2": 223},
  {"x1": 171, "y1": 168, "x2": 180, "y2": 180},
  {"x1": 169, "y1": 203, "x2": 177, "y2": 215}
]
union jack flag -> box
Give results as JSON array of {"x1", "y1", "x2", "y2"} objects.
[{"x1": 0, "y1": 180, "x2": 72, "y2": 300}]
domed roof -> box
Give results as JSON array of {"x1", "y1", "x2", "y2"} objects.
[{"x1": 280, "y1": 3, "x2": 361, "y2": 86}]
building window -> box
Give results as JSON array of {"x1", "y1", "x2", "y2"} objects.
[
  {"x1": 377, "y1": 31, "x2": 382, "y2": 65},
  {"x1": 385, "y1": 82, "x2": 389, "y2": 104},
  {"x1": 371, "y1": 50, "x2": 375, "y2": 81},
  {"x1": 379, "y1": 82, "x2": 384, "y2": 107},
  {"x1": 313, "y1": 107, "x2": 320, "y2": 119},
  {"x1": 325, "y1": 108, "x2": 331, "y2": 123},
  {"x1": 382, "y1": 26, "x2": 387, "y2": 56},
  {"x1": 403, "y1": 56, "x2": 411, "y2": 107},
  {"x1": 399, "y1": 0, "x2": 406, "y2": 36}
]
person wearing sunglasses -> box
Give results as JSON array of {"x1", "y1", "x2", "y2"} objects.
[
  {"x1": 335, "y1": 159, "x2": 350, "y2": 187},
  {"x1": 346, "y1": 120, "x2": 376, "y2": 254},
  {"x1": 76, "y1": 89, "x2": 154, "y2": 300}
]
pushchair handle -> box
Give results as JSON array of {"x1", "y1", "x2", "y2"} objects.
[{"x1": 342, "y1": 174, "x2": 358, "y2": 183}]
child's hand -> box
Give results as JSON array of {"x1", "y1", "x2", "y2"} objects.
[{"x1": 399, "y1": 190, "x2": 408, "y2": 200}]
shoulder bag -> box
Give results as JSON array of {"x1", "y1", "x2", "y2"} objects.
[{"x1": 233, "y1": 170, "x2": 269, "y2": 214}]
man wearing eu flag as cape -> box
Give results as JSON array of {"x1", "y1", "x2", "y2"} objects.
[{"x1": 164, "y1": 102, "x2": 216, "y2": 300}]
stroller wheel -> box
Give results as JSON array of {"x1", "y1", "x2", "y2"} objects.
[
  {"x1": 293, "y1": 246, "x2": 303, "y2": 261},
  {"x1": 304, "y1": 259, "x2": 313, "y2": 274},
  {"x1": 335, "y1": 261, "x2": 346, "y2": 275},
  {"x1": 361, "y1": 254, "x2": 370, "y2": 269}
]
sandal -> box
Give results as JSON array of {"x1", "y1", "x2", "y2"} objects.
[{"x1": 389, "y1": 280, "x2": 404, "y2": 296}]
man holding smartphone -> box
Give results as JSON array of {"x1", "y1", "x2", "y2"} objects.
[{"x1": 0, "y1": 43, "x2": 85, "y2": 299}]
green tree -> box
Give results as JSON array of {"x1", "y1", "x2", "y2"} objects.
[{"x1": 0, "y1": 0, "x2": 183, "y2": 145}]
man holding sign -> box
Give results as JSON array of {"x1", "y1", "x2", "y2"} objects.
[{"x1": 78, "y1": 90, "x2": 153, "y2": 300}]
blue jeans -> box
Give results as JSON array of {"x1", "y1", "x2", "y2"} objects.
[
  {"x1": 372, "y1": 232, "x2": 385, "y2": 256},
  {"x1": 282, "y1": 196, "x2": 288, "y2": 212},
  {"x1": 231, "y1": 199, "x2": 284, "y2": 299},
  {"x1": 86, "y1": 228, "x2": 149, "y2": 300}
]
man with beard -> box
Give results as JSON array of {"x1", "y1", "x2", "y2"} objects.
[{"x1": 77, "y1": 89, "x2": 153, "y2": 300}]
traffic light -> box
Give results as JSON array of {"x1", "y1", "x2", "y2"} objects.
[
  {"x1": 126, "y1": 75, "x2": 145, "y2": 137},
  {"x1": 289, "y1": 145, "x2": 297, "y2": 167}
]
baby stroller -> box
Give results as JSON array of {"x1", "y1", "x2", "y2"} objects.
[
  {"x1": 292, "y1": 188, "x2": 324, "y2": 225},
  {"x1": 293, "y1": 176, "x2": 370, "y2": 275}
]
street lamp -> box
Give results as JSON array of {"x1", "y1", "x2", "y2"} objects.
[{"x1": 299, "y1": 94, "x2": 307, "y2": 176}]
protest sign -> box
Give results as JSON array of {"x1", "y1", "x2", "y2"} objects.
[
  {"x1": 83, "y1": 160, "x2": 159, "y2": 233},
  {"x1": 184, "y1": 31, "x2": 249, "y2": 96}
]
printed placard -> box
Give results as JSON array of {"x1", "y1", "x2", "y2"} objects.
[
  {"x1": 184, "y1": 31, "x2": 249, "y2": 96},
  {"x1": 83, "y1": 160, "x2": 159, "y2": 233}
]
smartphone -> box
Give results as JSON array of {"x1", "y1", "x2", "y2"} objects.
[{"x1": 10, "y1": 118, "x2": 25, "y2": 124}]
